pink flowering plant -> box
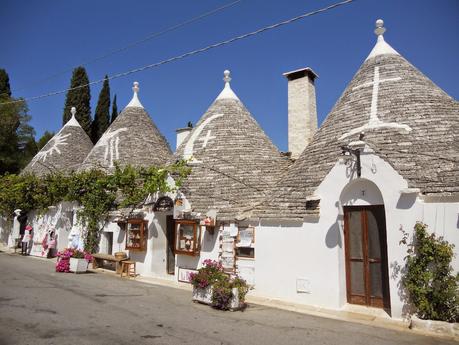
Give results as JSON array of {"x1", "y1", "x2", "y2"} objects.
[
  {"x1": 55, "y1": 248, "x2": 93, "y2": 273},
  {"x1": 189, "y1": 259, "x2": 225, "y2": 289}
]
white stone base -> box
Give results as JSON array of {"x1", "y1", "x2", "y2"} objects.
[
  {"x1": 69, "y1": 258, "x2": 89, "y2": 273},
  {"x1": 410, "y1": 316, "x2": 459, "y2": 337},
  {"x1": 192, "y1": 286, "x2": 243, "y2": 310}
]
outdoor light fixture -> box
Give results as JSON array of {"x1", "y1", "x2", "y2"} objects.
[{"x1": 340, "y1": 132, "x2": 366, "y2": 178}]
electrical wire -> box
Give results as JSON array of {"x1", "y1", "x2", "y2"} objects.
[
  {"x1": 11, "y1": 0, "x2": 244, "y2": 94},
  {"x1": 1, "y1": 0, "x2": 355, "y2": 106}
]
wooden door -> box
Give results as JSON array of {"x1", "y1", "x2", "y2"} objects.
[
  {"x1": 166, "y1": 215, "x2": 175, "y2": 275},
  {"x1": 344, "y1": 205, "x2": 390, "y2": 310}
]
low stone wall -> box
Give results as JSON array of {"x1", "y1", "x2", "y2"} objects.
[{"x1": 410, "y1": 316, "x2": 459, "y2": 338}]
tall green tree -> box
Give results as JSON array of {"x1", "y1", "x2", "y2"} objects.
[
  {"x1": 62, "y1": 66, "x2": 92, "y2": 136},
  {"x1": 37, "y1": 131, "x2": 55, "y2": 150},
  {"x1": 0, "y1": 99, "x2": 36, "y2": 174},
  {"x1": 0, "y1": 69, "x2": 11, "y2": 98},
  {"x1": 0, "y1": 69, "x2": 36, "y2": 174},
  {"x1": 111, "y1": 94, "x2": 118, "y2": 124},
  {"x1": 91, "y1": 75, "x2": 110, "y2": 143}
]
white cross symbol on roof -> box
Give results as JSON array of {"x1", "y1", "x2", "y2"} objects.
[
  {"x1": 198, "y1": 130, "x2": 216, "y2": 148},
  {"x1": 339, "y1": 66, "x2": 411, "y2": 140}
]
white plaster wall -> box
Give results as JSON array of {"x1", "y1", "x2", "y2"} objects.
[
  {"x1": 254, "y1": 148, "x2": 458, "y2": 320},
  {"x1": 175, "y1": 223, "x2": 221, "y2": 275},
  {"x1": 101, "y1": 211, "x2": 175, "y2": 280},
  {"x1": 28, "y1": 202, "x2": 75, "y2": 257}
]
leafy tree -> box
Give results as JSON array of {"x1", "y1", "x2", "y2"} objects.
[
  {"x1": 62, "y1": 66, "x2": 92, "y2": 136},
  {"x1": 91, "y1": 76, "x2": 110, "y2": 143},
  {"x1": 37, "y1": 131, "x2": 55, "y2": 150},
  {"x1": 111, "y1": 94, "x2": 118, "y2": 124},
  {"x1": 0, "y1": 69, "x2": 11, "y2": 98},
  {"x1": 0, "y1": 69, "x2": 36, "y2": 174}
]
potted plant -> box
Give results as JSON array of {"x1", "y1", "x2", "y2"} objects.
[
  {"x1": 56, "y1": 248, "x2": 93, "y2": 273},
  {"x1": 190, "y1": 259, "x2": 249, "y2": 310}
]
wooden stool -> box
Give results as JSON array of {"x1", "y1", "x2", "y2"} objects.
[{"x1": 120, "y1": 260, "x2": 136, "y2": 278}]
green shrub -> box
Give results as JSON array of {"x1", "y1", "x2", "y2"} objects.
[{"x1": 401, "y1": 222, "x2": 459, "y2": 322}]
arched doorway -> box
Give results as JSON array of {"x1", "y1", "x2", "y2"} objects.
[{"x1": 340, "y1": 179, "x2": 391, "y2": 310}]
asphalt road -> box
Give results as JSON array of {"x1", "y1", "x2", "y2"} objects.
[{"x1": 0, "y1": 251, "x2": 454, "y2": 345}]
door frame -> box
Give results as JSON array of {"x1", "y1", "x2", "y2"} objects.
[
  {"x1": 166, "y1": 215, "x2": 176, "y2": 275},
  {"x1": 343, "y1": 205, "x2": 391, "y2": 311}
]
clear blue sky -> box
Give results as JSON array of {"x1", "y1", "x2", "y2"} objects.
[{"x1": 2, "y1": 0, "x2": 458, "y2": 152}]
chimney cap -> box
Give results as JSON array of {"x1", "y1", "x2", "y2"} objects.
[
  {"x1": 283, "y1": 67, "x2": 318, "y2": 81},
  {"x1": 176, "y1": 127, "x2": 193, "y2": 134}
]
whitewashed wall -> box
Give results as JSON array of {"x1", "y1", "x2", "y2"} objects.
[
  {"x1": 253, "y1": 148, "x2": 458, "y2": 320},
  {"x1": 175, "y1": 223, "x2": 220, "y2": 275},
  {"x1": 28, "y1": 202, "x2": 75, "y2": 257}
]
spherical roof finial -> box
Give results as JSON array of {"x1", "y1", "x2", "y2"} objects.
[
  {"x1": 223, "y1": 70, "x2": 231, "y2": 83},
  {"x1": 374, "y1": 19, "x2": 386, "y2": 36},
  {"x1": 133, "y1": 81, "x2": 139, "y2": 93},
  {"x1": 71, "y1": 106, "x2": 76, "y2": 117}
]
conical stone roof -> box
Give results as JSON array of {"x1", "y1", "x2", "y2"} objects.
[
  {"x1": 257, "y1": 19, "x2": 459, "y2": 220},
  {"x1": 80, "y1": 82, "x2": 172, "y2": 172},
  {"x1": 175, "y1": 70, "x2": 291, "y2": 221},
  {"x1": 22, "y1": 107, "x2": 93, "y2": 176}
]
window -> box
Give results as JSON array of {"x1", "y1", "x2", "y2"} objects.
[
  {"x1": 236, "y1": 226, "x2": 255, "y2": 259},
  {"x1": 175, "y1": 220, "x2": 201, "y2": 256},
  {"x1": 125, "y1": 219, "x2": 148, "y2": 251}
]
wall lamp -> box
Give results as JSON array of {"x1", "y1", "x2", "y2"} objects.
[{"x1": 340, "y1": 132, "x2": 366, "y2": 178}]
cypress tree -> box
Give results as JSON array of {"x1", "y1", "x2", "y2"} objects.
[
  {"x1": 62, "y1": 66, "x2": 92, "y2": 136},
  {"x1": 91, "y1": 76, "x2": 110, "y2": 143},
  {"x1": 0, "y1": 68, "x2": 11, "y2": 99},
  {"x1": 0, "y1": 69, "x2": 36, "y2": 174},
  {"x1": 111, "y1": 94, "x2": 118, "y2": 124}
]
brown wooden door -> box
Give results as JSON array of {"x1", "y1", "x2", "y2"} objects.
[{"x1": 344, "y1": 205, "x2": 390, "y2": 310}]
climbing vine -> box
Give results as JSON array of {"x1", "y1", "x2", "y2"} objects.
[
  {"x1": 0, "y1": 160, "x2": 191, "y2": 252},
  {"x1": 401, "y1": 222, "x2": 459, "y2": 322}
]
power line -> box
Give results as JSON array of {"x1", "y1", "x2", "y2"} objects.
[
  {"x1": 1, "y1": 0, "x2": 355, "y2": 106},
  {"x1": 12, "y1": 0, "x2": 243, "y2": 93}
]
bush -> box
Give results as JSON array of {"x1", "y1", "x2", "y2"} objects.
[
  {"x1": 190, "y1": 259, "x2": 226, "y2": 289},
  {"x1": 401, "y1": 222, "x2": 459, "y2": 322}
]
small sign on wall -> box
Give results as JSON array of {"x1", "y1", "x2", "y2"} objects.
[
  {"x1": 178, "y1": 267, "x2": 198, "y2": 283},
  {"x1": 296, "y1": 278, "x2": 311, "y2": 293}
]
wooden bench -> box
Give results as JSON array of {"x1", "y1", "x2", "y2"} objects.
[{"x1": 92, "y1": 253, "x2": 128, "y2": 274}]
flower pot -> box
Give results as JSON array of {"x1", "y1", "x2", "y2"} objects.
[
  {"x1": 192, "y1": 286, "x2": 213, "y2": 305},
  {"x1": 192, "y1": 286, "x2": 244, "y2": 310},
  {"x1": 69, "y1": 258, "x2": 89, "y2": 273},
  {"x1": 229, "y1": 288, "x2": 242, "y2": 310}
]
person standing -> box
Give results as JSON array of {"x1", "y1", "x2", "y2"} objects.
[
  {"x1": 47, "y1": 230, "x2": 57, "y2": 258},
  {"x1": 21, "y1": 225, "x2": 33, "y2": 255}
]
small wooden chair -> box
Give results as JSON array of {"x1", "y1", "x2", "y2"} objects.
[{"x1": 120, "y1": 260, "x2": 136, "y2": 278}]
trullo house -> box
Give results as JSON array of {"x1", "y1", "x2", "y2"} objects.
[
  {"x1": 7, "y1": 107, "x2": 94, "y2": 256},
  {"x1": 248, "y1": 19, "x2": 459, "y2": 319}
]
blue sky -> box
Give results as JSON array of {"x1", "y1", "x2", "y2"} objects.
[{"x1": 2, "y1": 0, "x2": 458, "y2": 152}]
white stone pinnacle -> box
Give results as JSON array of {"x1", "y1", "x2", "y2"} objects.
[
  {"x1": 365, "y1": 18, "x2": 400, "y2": 61},
  {"x1": 216, "y1": 69, "x2": 240, "y2": 101},
  {"x1": 64, "y1": 106, "x2": 81, "y2": 127},
  {"x1": 126, "y1": 81, "x2": 144, "y2": 108}
]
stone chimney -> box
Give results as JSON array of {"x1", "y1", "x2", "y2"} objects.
[
  {"x1": 283, "y1": 67, "x2": 318, "y2": 159},
  {"x1": 176, "y1": 126, "x2": 192, "y2": 150}
]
